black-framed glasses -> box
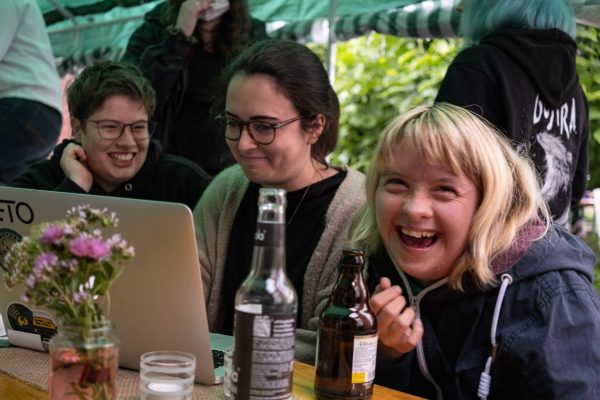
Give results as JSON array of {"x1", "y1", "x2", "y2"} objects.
[
  {"x1": 215, "y1": 114, "x2": 303, "y2": 145},
  {"x1": 86, "y1": 119, "x2": 156, "y2": 140}
]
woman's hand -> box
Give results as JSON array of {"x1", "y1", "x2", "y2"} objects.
[
  {"x1": 176, "y1": 0, "x2": 213, "y2": 37},
  {"x1": 370, "y1": 277, "x2": 424, "y2": 356},
  {"x1": 60, "y1": 143, "x2": 93, "y2": 192}
]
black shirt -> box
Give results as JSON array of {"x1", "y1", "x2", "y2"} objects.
[{"x1": 220, "y1": 170, "x2": 347, "y2": 334}]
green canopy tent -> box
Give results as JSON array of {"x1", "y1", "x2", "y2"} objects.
[{"x1": 36, "y1": 0, "x2": 600, "y2": 74}]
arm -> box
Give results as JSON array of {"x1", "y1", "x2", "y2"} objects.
[
  {"x1": 121, "y1": 3, "x2": 193, "y2": 146},
  {"x1": 570, "y1": 91, "x2": 589, "y2": 209},
  {"x1": 0, "y1": 1, "x2": 20, "y2": 60}
]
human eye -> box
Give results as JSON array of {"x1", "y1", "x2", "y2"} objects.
[
  {"x1": 131, "y1": 122, "x2": 148, "y2": 134},
  {"x1": 251, "y1": 121, "x2": 274, "y2": 133},
  {"x1": 380, "y1": 175, "x2": 407, "y2": 191},
  {"x1": 98, "y1": 121, "x2": 120, "y2": 131}
]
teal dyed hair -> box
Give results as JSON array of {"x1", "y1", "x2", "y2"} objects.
[{"x1": 460, "y1": 0, "x2": 576, "y2": 44}]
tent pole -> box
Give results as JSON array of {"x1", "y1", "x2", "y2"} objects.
[{"x1": 326, "y1": 0, "x2": 337, "y2": 84}]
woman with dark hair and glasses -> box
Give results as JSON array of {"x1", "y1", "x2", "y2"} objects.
[
  {"x1": 11, "y1": 60, "x2": 211, "y2": 210},
  {"x1": 193, "y1": 39, "x2": 365, "y2": 363},
  {"x1": 122, "y1": 0, "x2": 267, "y2": 176}
]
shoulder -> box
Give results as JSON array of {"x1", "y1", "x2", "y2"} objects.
[
  {"x1": 333, "y1": 166, "x2": 366, "y2": 205},
  {"x1": 198, "y1": 164, "x2": 248, "y2": 204}
]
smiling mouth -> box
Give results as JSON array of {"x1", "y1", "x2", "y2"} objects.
[
  {"x1": 109, "y1": 153, "x2": 134, "y2": 161},
  {"x1": 397, "y1": 227, "x2": 438, "y2": 248}
]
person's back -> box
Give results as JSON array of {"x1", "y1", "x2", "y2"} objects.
[
  {"x1": 0, "y1": 0, "x2": 62, "y2": 185},
  {"x1": 435, "y1": 0, "x2": 588, "y2": 226}
]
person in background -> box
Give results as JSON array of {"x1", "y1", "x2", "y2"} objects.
[
  {"x1": 11, "y1": 61, "x2": 210, "y2": 210},
  {"x1": 435, "y1": 0, "x2": 589, "y2": 228},
  {"x1": 350, "y1": 103, "x2": 600, "y2": 399},
  {"x1": 0, "y1": 0, "x2": 62, "y2": 185},
  {"x1": 193, "y1": 40, "x2": 365, "y2": 363},
  {"x1": 122, "y1": 0, "x2": 267, "y2": 176}
]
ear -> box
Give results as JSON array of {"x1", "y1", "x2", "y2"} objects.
[
  {"x1": 71, "y1": 118, "x2": 83, "y2": 142},
  {"x1": 306, "y1": 114, "x2": 326, "y2": 145}
]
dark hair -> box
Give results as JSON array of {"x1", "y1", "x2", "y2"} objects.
[
  {"x1": 166, "y1": 0, "x2": 252, "y2": 58},
  {"x1": 215, "y1": 39, "x2": 340, "y2": 164},
  {"x1": 67, "y1": 61, "x2": 156, "y2": 121}
]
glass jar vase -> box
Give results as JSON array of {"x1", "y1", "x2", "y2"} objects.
[{"x1": 48, "y1": 320, "x2": 119, "y2": 400}]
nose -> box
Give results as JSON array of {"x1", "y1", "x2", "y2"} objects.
[
  {"x1": 236, "y1": 124, "x2": 259, "y2": 150},
  {"x1": 402, "y1": 190, "x2": 433, "y2": 221},
  {"x1": 116, "y1": 125, "x2": 137, "y2": 145}
]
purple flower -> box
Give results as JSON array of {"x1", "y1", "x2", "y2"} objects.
[
  {"x1": 34, "y1": 252, "x2": 58, "y2": 271},
  {"x1": 70, "y1": 236, "x2": 110, "y2": 260},
  {"x1": 41, "y1": 226, "x2": 64, "y2": 245},
  {"x1": 73, "y1": 289, "x2": 89, "y2": 304}
]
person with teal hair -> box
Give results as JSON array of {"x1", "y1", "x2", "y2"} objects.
[{"x1": 436, "y1": 0, "x2": 589, "y2": 229}]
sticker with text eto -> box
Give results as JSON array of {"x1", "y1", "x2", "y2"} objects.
[{"x1": 351, "y1": 333, "x2": 378, "y2": 384}]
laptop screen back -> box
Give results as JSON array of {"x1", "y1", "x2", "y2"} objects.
[{"x1": 0, "y1": 186, "x2": 219, "y2": 384}]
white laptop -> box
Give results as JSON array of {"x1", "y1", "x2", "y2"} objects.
[{"x1": 0, "y1": 186, "x2": 231, "y2": 384}]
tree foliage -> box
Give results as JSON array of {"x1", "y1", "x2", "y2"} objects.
[{"x1": 321, "y1": 25, "x2": 600, "y2": 190}]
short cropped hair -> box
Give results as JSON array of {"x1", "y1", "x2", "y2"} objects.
[
  {"x1": 350, "y1": 103, "x2": 550, "y2": 290},
  {"x1": 460, "y1": 0, "x2": 576, "y2": 43},
  {"x1": 214, "y1": 39, "x2": 339, "y2": 165},
  {"x1": 67, "y1": 60, "x2": 156, "y2": 121}
]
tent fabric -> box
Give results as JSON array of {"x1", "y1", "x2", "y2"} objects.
[{"x1": 35, "y1": 0, "x2": 600, "y2": 72}]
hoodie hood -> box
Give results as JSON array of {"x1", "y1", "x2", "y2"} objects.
[
  {"x1": 482, "y1": 28, "x2": 579, "y2": 109},
  {"x1": 493, "y1": 223, "x2": 595, "y2": 284}
]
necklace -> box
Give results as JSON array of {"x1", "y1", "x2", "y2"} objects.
[{"x1": 286, "y1": 183, "x2": 312, "y2": 228}]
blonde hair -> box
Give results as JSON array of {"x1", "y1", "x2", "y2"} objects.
[{"x1": 350, "y1": 103, "x2": 550, "y2": 290}]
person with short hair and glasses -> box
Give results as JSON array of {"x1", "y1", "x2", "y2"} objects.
[
  {"x1": 11, "y1": 61, "x2": 211, "y2": 210},
  {"x1": 193, "y1": 40, "x2": 366, "y2": 363}
]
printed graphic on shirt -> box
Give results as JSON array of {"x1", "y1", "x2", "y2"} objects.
[{"x1": 531, "y1": 94, "x2": 578, "y2": 225}]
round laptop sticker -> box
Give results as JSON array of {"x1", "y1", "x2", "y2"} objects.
[{"x1": 0, "y1": 228, "x2": 22, "y2": 272}]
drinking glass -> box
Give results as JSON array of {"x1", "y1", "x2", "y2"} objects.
[{"x1": 139, "y1": 351, "x2": 196, "y2": 400}]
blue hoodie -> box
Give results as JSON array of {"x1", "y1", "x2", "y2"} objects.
[{"x1": 367, "y1": 224, "x2": 600, "y2": 399}]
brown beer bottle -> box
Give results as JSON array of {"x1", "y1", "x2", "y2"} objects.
[{"x1": 314, "y1": 249, "x2": 378, "y2": 399}]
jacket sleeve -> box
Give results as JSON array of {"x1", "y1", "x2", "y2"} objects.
[
  {"x1": 507, "y1": 272, "x2": 600, "y2": 398},
  {"x1": 122, "y1": 4, "x2": 192, "y2": 148}
]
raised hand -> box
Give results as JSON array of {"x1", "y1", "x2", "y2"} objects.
[
  {"x1": 175, "y1": 0, "x2": 213, "y2": 37},
  {"x1": 370, "y1": 277, "x2": 424, "y2": 357},
  {"x1": 60, "y1": 142, "x2": 93, "y2": 192}
]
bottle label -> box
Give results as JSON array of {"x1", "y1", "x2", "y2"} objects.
[
  {"x1": 351, "y1": 334, "x2": 378, "y2": 384},
  {"x1": 254, "y1": 222, "x2": 284, "y2": 247},
  {"x1": 231, "y1": 310, "x2": 295, "y2": 400}
]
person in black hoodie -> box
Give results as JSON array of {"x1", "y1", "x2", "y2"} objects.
[
  {"x1": 122, "y1": 0, "x2": 267, "y2": 176},
  {"x1": 10, "y1": 61, "x2": 211, "y2": 210},
  {"x1": 350, "y1": 103, "x2": 600, "y2": 399},
  {"x1": 435, "y1": 0, "x2": 589, "y2": 227}
]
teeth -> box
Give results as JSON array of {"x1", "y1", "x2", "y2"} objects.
[
  {"x1": 401, "y1": 228, "x2": 435, "y2": 238},
  {"x1": 110, "y1": 153, "x2": 133, "y2": 161}
]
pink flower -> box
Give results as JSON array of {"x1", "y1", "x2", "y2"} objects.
[
  {"x1": 34, "y1": 252, "x2": 58, "y2": 270},
  {"x1": 41, "y1": 226, "x2": 64, "y2": 245},
  {"x1": 69, "y1": 236, "x2": 110, "y2": 260}
]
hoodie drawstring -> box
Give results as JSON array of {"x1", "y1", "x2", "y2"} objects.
[{"x1": 477, "y1": 273, "x2": 513, "y2": 400}]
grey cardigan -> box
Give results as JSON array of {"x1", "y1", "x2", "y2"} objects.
[{"x1": 193, "y1": 164, "x2": 366, "y2": 363}]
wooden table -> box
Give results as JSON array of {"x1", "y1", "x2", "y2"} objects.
[{"x1": 0, "y1": 358, "x2": 424, "y2": 400}]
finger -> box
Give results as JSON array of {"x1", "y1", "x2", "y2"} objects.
[
  {"x1": 374, "y1": 295, "x2": 407, "y2": 332},
  {"x1": 370, "y1": 284, "x2": 402, "y2": 313}
]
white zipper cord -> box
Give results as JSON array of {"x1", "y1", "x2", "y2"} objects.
[{"x1": 477, "y1": 273, "x2": 513, "y2": 399}]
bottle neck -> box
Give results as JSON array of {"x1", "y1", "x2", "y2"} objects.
[{"x1": 331, "y1": 265, "x2": 369, "y2": 306}]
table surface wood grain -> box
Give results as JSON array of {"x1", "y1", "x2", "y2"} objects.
[{"x1": 0, "y1": 360, "x2": 424, "y2": 399}]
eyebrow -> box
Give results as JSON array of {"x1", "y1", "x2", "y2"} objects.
[{"x1": 224, "y1": 111, "x2": 279, "y2": 121}]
